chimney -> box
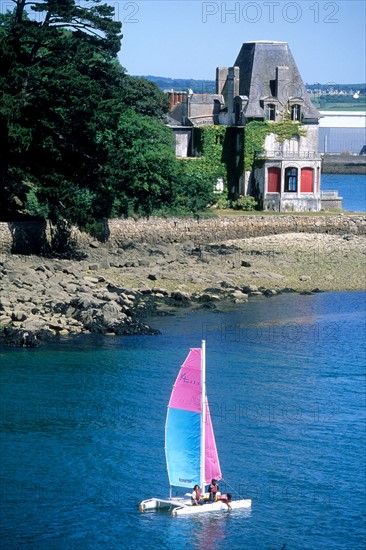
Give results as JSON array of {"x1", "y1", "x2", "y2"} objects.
[
  {"x1": 226, "y1": 67, "x2": 240, "y2": 123},
  {"x1": 168, "y1": 91, "x2": 174, "y2": 110},
  {"x1": 276, "y1": 65, "x2": 290, "y2": 103},
  {"x1": 216, "y1": 67, "x2": 229, "y2": 94}
]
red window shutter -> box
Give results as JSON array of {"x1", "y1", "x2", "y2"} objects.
[
  {"x1": 301, "y1": 168, "x2": 313, "y2": 192},
  {"x1": 268, "y1": 167, "x2": 281, "y2": 192}
]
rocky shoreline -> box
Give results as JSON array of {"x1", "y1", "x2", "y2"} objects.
[{"x1": 1, "y1": 229, "x2": 365, "y2": 347}]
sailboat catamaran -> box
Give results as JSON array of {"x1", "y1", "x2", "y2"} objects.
[{"x1": 139, "y1": 340, "x2": 252, "y2": 516}]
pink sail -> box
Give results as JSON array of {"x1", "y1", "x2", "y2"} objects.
[
  {"x1": 166, "y1": 347, "x2": 222, "y2": 488},
  {"x1": 205, "y1": 401, "x2": 222, "y2": 483},
  {"x1": 168, "y1": 348, "x2": 202, "y2": 413}
]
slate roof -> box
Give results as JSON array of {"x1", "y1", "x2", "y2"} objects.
[
  {"x1": 189, "y1": 94, "x2": 224, "y2": 104},
  {"x1": 233, "y1": 41, "x2": 321, "y2": 120}
]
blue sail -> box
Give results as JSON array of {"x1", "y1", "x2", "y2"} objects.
[
  {"x1": 165, "y1": 408, "x2": 200, "y2": 488},
  {"x1": 165, "y1": 348, "x2": 202, "y2": 489}
]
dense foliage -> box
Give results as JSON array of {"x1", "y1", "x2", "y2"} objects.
[{"x1": 0, "y1": 0, "x2": 215, "y2": 230}]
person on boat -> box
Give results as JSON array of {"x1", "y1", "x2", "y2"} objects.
[
  {"x1": 191, "y1": 485, "x2": 204, "y2": 505},
  {"x1": 218, "y1": 493, "x2": 232, "y2": 510},
  {"x1": 208, "y1": 479, "x2": 219, "y2": 502}
]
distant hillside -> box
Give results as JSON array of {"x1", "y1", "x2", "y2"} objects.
[
  {"x1": 141, "y1": 76, "x2": 366, "y2": 111},
  {"x1": 138, "y1": 75, "x2": 216, "y2": 94},
  {"x1": 141, "y1": 75, "x2": 365, "y2": 94}
]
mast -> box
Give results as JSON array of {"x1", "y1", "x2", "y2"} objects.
[{"x1": 200, "y1": 339, "x2": 206, "y2": 494}]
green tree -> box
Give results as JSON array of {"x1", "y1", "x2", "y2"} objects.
[
  {"x1": 0, "y1": 1, "x2": 217, "y2": 231},
  {"x1": 119, "y1": 75, "x2": 169, "y2": 118},
  {"x1": 0, "y1": 0, "x2": 122, "y2": 223},
  {"x1": 173, "y1": 159, "x2": 217, "y2": 212},
  {"x1": 99, "y1": 109, "x2": 177, "y2": 217}
]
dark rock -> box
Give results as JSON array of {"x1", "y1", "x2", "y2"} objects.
[
  {"x1": 198, "y1": 293, "x2": 220, "y2": 303},
  {"x1": 112, "y1": 320, "x2": 160, "y2": 336},
  {"x1": 170, "y1": 291, "x2": 190, "y2": 302},
  {"x1": 70, "y1": 296, "x2": 101, "y2": 309},
  {"x1": 243, "y1": 284, "x2": 259, "y2": 294},
  {"x1": 0, "y1": 327, "x2": 40, "y2": 348},
  {"x1": 263, "y1": 289, "x2": 277, "y2": 297},
  {"x1": 106, "y1": 283, "x2": 127, "y2": 295},
  {"x1": 62, "y1": 267, "x2": 81, "y2": 278},
  {"x1": 11, "y1": 310, "x2": 27, "y2": 322},
  {"x1": 204, "y1": 287, "x2": 225, "y2": 295},
  {"x1": 119, "y1": 242, "x2": 136, "y2": 251},
  {"x1": 151, "y1": 288, "x2": 168, "y2": 296},
  {"x1": 139, "y1": 286, "x2": 152, "y2": 295},
  {"x1": 220, "y1": 280, "x2": 236, "y2": 289},
  {"x1": 198, "y1": 302, "x2": 217, "y2": 310},
  {"x1": 35, "y1": 264, "x2": 49, "y2": 273}
]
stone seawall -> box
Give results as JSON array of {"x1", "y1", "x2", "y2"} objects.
[
  {"x1": 322, "y1": 154, "x2": 366, "y2": 174},
  {"x1": 107, "y1": 215, "x2": 366, "y2": 246},
  {"x1": 0, "y1": 215, "x2": 366, "y2": 253}
]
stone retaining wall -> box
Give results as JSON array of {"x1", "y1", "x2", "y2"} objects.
[
  {"x1": 1, "y1": 215, "x2": 365, "y2": 254},
  {"x1": 320, "y1": 198, "x2": 343, "y2": 210},
  {"x1": 107, "y1": 215, "x2": 366, "y2": 246}
]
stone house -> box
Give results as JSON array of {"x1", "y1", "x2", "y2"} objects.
[{"x1": 168, "y1": 41, "x2": 323, "y2": 212}]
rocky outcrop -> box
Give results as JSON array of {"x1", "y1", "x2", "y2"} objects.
[
  {"x1": 0, "y1": 256, "x2": 160, "y2": 347},
  {"x1": 1, "y1": 228, "x2": 365, "y2": 347}
]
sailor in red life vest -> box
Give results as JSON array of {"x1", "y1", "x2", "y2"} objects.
[
  {"x1": 191, "y1": 485, "x2": 204, "y2": 505},
  {"x1": 208, "y1": 479, "x2": 219, "y2": 502}
]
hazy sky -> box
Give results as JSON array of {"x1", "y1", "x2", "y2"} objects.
[{"x1": 115, "y1": 0, "x2": 366, "y2": 83}]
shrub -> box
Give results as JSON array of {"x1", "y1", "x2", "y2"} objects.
[
  {"x1": 215, "y1": 194, "x2": 230, "y2": 209},
  {"x1": 231, "y1": 195, "x2": 257, "y2": 211}
]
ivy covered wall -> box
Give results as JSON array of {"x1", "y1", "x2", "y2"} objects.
[
  {"x1": 243, "y1": 120, "x2": 307, "y2": 170},
  {"x1": 181, "y1": 121, "x2": 307, "y2": 204},
  {"x1": 191, "y1": 125, "x2": 244, "y2": 199}
]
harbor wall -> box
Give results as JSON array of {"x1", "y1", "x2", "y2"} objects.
[{"x1": 1, "y1": 215, "x2": 365, "y2": 254}]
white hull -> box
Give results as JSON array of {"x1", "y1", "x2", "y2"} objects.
[
  {"x1": 139, "y1": 497, "x2": 190, "y2": 512},
  {"x1": 139, "y1": 497, "x2": 252, "y2": 515},
  {"x1": 172, "y1": 498, "x2": 252, "y2": 516}
]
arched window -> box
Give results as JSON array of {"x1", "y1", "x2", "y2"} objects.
[
  {"x1": 285, "y1": 167, "x2": 298, "y2": 192},
  {"x1": 291, "y1": 104, "x2": 301, "y2": 121},
  {"x1": 265, "y1": 104, "x2": 276, "y2": 121}
]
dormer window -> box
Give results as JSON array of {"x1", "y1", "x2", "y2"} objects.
[
  {"x1": 291, "y1": 104, "x2": 301, "y2": 121},
  {"x1": 266, "y1": 104, "x2": 276, "y2": 121}
]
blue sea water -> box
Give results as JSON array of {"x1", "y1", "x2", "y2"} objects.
[
  {"x1": 1, "y1": 291, "x2": 365, "y2": 549},
  {"x1": 321, "y1": 173, "x2": 366, "y2": 212}
]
